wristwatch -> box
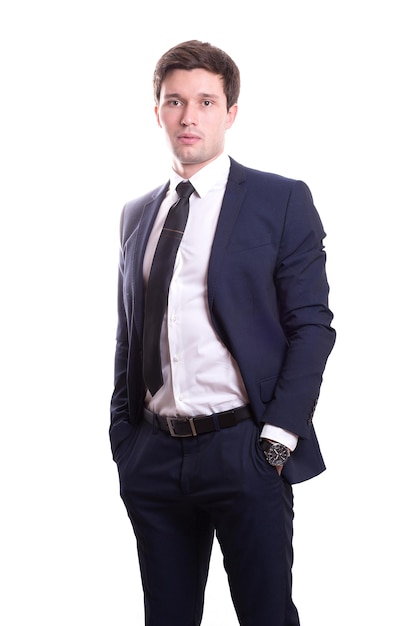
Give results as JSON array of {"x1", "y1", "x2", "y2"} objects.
[{"x1": 260, "y1": 439, "x2": 291, "y2": 467}]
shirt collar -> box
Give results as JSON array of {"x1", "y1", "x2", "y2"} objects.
[{"x1": 169, "y1": 153, "x2": 231, "y2": 199}]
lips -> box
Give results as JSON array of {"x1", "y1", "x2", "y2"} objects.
[{"x1": 177, "y1": 133, "x2": 201, "y2": 145}]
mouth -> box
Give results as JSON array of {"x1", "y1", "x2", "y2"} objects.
[{"x1": 177, "y1": 133, "x2": 201, "y2": 146}]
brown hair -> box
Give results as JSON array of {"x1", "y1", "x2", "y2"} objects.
[{"x1": 153, "y1": 40, "x2": 240, "y2": 110}]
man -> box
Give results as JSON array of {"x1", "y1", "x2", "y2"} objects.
[{"x1": 110, "y1": 40, "x2": 335, "y2": 626}]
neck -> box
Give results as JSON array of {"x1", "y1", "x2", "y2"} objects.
[{"x1": 172, "y1": 153, "x2": 224, "y2": 180}]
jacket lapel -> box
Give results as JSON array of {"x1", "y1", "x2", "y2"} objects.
[
  {"x1": 132, "y1": 183, "x2": 169, "y2": 336},
  {"x1": 207, "y1": 159, "x2": 246, "y2": 309}
]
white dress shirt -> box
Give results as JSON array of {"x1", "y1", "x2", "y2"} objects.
[{"x1": 143, "y1": 153, "x2": 298, "y2": 451}]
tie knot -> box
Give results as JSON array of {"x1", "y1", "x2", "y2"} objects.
[{"x1": 176, "y1": 180, "x2": 195, "y2": 200}]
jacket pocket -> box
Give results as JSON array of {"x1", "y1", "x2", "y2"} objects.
[{"x1": 260, "y1": 376, "x2": 279, "y2": 403}]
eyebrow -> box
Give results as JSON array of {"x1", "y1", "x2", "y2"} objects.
[{"x1": 163, "y1": 92, "x2": 220, "y2": 100}]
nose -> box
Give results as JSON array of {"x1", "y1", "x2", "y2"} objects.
[{"x1": 181, "y1": 104, "x2": 197, "y2": 126}]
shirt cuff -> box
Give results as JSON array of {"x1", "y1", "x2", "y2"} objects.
[{"x1": 260, "y1": 424, "x2": 299, "y2": 452}]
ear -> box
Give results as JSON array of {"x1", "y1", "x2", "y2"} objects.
[
  {"x1": 155, "y1": 105, "x2": 162, "y2": 128},
  {"x1": 225, "y1": 103, "x2": 238, "y2": 129}
]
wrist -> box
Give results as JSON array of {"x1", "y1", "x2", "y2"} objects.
[{"x1": 260, "y1": 438, "x2": 291, "y2": 467}]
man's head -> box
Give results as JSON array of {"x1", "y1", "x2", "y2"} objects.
[
  {"x1": 153, "y1": 40, "x2": 240, "y2": 110},
  {"x1": 153, "y1": 40, "x2": 240, "y2": 178}
]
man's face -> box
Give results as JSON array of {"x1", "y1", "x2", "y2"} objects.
[{"x1": 155, "y1": 68, "x2": 238, "y2": 178}]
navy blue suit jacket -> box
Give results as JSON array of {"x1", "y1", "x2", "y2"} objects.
[{"x1": 110, "y1": 158, "x2": 336, "y2": 483}]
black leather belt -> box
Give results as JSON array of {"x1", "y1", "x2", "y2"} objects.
[{"x1": 143, "y1": 405, "x2": 252, "y2": 437}]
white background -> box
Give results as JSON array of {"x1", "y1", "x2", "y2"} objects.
[{"x1": 1, "y1": 1, "x2": 416, "y2": 624}]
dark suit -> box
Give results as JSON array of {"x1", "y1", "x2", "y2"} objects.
[{"x1": 110, "y1": 157, "x2": 335, "y2": 625}]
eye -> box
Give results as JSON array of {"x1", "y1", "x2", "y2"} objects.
[
  {"x1": 168, "y1": 99, "x2": 182, "y2": 107},
  {"x1": 202, "y1": 100, "x2": 213, "y2": 107}
]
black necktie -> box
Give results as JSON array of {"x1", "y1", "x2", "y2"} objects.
[{"x1": 143, "y1": 180, "x2": 195, "y2": 395}]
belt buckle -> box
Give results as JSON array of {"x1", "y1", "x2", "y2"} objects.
[{"x1": 166, "y1": 416, "x2": 197, "y2": 437}]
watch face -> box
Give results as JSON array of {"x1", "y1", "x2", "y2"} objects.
[{"x1": 265, "y1": 443, "x2": 290, "y2": 466}]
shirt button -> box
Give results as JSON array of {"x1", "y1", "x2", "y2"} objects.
[{"x1": 173, "y1": 355, "x2": 179, "y2": 363}]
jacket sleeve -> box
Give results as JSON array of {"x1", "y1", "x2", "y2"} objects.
[
  {"x1": 109, "y1": 207, "x2": 134, "y2": 458},
  {"x1": 262, "y1": 180, "x2": 336, "y2": 439}
]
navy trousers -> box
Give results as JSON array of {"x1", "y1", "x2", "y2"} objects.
[{"x1": 117, "y1": 416, "x2": 300, "y2": 626}]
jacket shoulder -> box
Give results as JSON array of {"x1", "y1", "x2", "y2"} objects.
[
  {"x1": 120, "y1": 182, "x2": 168, "y2": 244},
  {"x1": 228, "y1": 158, "x2": 315, "y2": 216},
  {"x1": 229, "y1": 157, "x2": 307, "y2": 190}
]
